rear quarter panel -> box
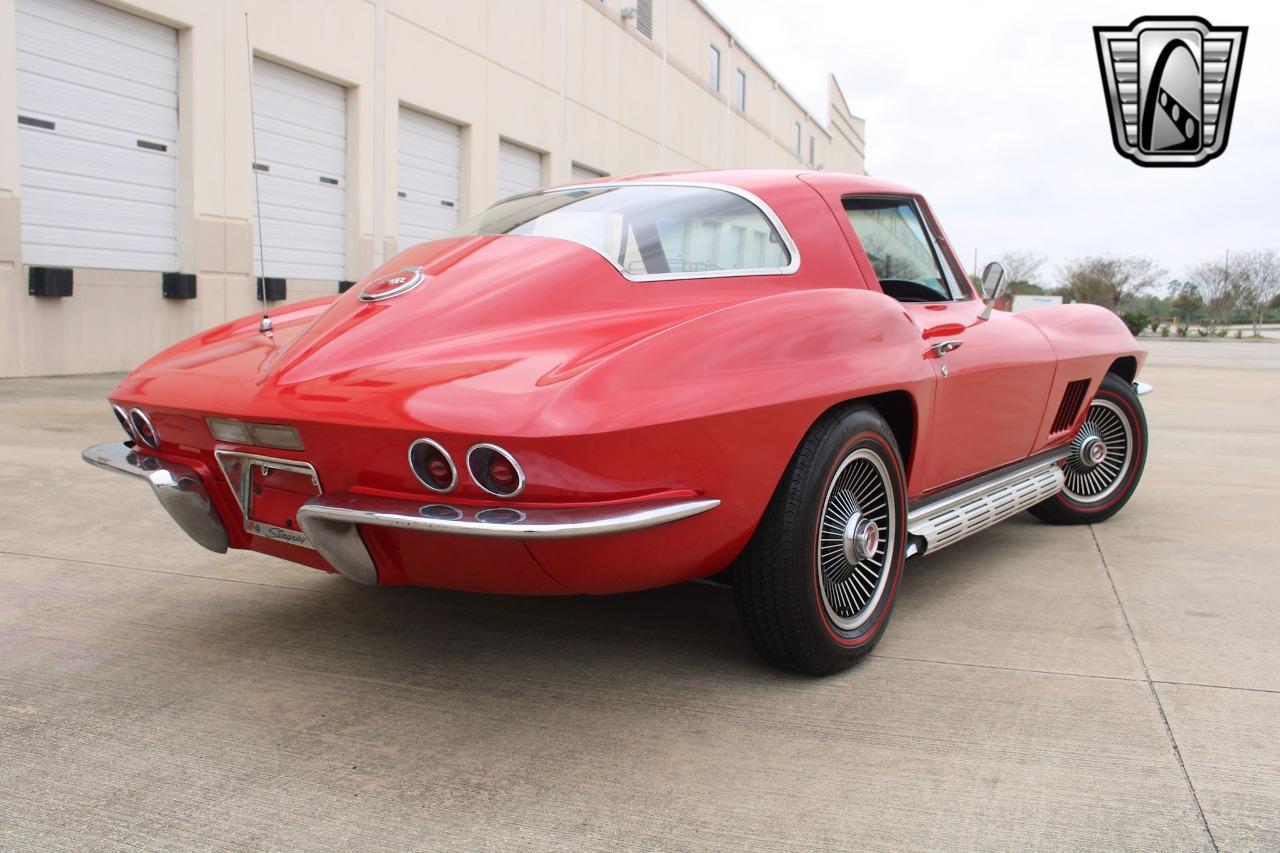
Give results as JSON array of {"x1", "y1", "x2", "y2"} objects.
[{"x1": 525, "y1": 286, "x2": 936, "y2": 591}]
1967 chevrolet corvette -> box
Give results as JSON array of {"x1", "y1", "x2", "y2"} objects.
[{"x1": 84, "y1": 170, "x2": 1150, "y2": 674}]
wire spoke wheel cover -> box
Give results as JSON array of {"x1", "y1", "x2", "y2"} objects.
[
  {"x1": 816, "y1": 447, "x2": 895, "y2": 631},
  {"x1": 1063, "y1": 398, "x2": 1134, "y2": 504}
]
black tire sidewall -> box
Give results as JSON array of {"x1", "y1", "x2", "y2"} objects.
[
  {"x1": 795, "y1": 415, "x2": 907, "y2": 657},
  {"x1": 1054, "y1": 374, "x2": 1148, "y2": 518},
  {"x1": 1030, "y1": 373, "x2": 1149, "y2": 525}
]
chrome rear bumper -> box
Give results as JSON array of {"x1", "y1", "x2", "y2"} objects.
[
  {"x1": 296, "y1": 492, "x2": 721, "y2": 585},
  {"x1": 83, "y1": 441, "x2": 719, "y2": 586},
  {"x1": 81, "y1": 442, "x2": 229, "y2": 553}
]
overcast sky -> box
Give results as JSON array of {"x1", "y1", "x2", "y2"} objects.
[{"x1": 705, "y1": 0, "x2": 1279, "y2": 288}]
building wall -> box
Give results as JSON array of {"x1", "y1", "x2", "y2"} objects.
[{"x1": 0, "y1": 0, "x2": 866, "y2": 378}]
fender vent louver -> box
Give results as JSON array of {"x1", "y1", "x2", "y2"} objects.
[{"x1": 1051, "y1": 380, "x2": 1091, "y2": 435}]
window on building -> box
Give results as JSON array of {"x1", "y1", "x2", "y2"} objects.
[
  {"x1": 735, "y1": 69, "x2": 746, "y2": 110},
  {"x1": 708, "y1": 45, "x2": 720, "y2": 91},
  {"x1": 809, "y1": 135, "x2": 816, "y2": 166},
  {"x1": 794, "y1": 122, "x2": 802, "y2": 155},
  {"x1": 635, "y1": 0, "x2": 654, "y2": 38}
]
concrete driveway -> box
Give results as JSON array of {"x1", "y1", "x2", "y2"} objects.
[{"x1": 1, "y1": 340, "x2": 1276, "y2": 851}]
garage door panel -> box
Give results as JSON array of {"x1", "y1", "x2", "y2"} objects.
[
  {"x1": 398, "y1": 163, "x2": 458, "y2": 200},
  {"x1": 256, "y1": 127, "x2": 346, "y2": 176},
  {"x1": 16, "y1": 11, "x2": 177, "y2": 71},
  {"x1": 255, "y1": 182, "x2": 345, "y2": 222},
  {"x1": 21, "y1": 240, "x2": 177, "y2": 271},
  {"x1": 16, "y1": 0, "x2": 178, "y2": 272},
  {"x1": 251, "y1": 59, "x2": 347, "y2": 280},
  {"x1": 252, "y1": 248, "x2": 345, "y2": 281},
  {"x1": 257, "y1": 202, "x2": 345, "y2": 235},
  {"x1": 256, "y1": 113, "x2": 346, "y2": 155},
  {"x1": 18, "y1": 103, "x2": 177, "y2": 160},
  {"x1": 16, "y1": 27, "x2": 177, "y2": 93},
  {"x1": 21, "y1": 129, "x2": 177, "y2": 188},
  {"x1": 572, "y1": 164, "x2": 606, "y2": 182},
  {"x1": 253, "y1": 62, "x2": 345, "y2": 105},
  {"x1": 23, "y1": 222, "x2": 175, "y2": 254},
  {"x1": 497, "y1": 140, "x2": 543, "y2": 200},
  {"x1": 398, "y1": 199, "x2": 457, "y2": 234},
  {"x1": 254, "y1": 184, "x2": 345, "y2": 218},
  {"x1": 19, "y1": 0, "x2": 175, "y2": 57},
  {"x1": 253, "y1": 94, "x2": 345, "y2": 138},
  {"x1": 401, "y1": 120, "x2": 461, "y2": 150},
  {"x1": 22, "y1": 188, "x2": 176, "y2": 232},
  {"x1": 19, "y1": 77, "x2": 176, "y2": 144},
  {"x1": 253, "y1": 84, "x2": 347, "y2": 124},
  {"x1": 20, "y1": 160, "x2": 175, "y2": 206},
  {"x1": 257, "y1": 241, "x2": 345, "y2": 269},
  {"x1": 18, "y1": 55, "x2": 177, "y2": 119},
  {"x1": 397, "y1": 107, "x2": 461, "y2": 247},
  {"x1": 400, "y1": 152, "x2": 460, "y2": 177}
]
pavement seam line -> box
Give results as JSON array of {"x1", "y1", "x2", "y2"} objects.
[
  {"x1": 868, "y1": 652, "x2": 1144, "y2": 685},
  {"x1": 1152, "y1": 679, "x2": 1280, "y2": 696},
  {"x1": 869, "y1": 651, "x2": 1280, "y2": 697},
  {"x1": 1090, "y1": 524, "x2": 1219, "y2": 852}
]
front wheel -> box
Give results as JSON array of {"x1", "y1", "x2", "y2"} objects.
[
  {"x1": 1030, "y1": 372, "x2": 1148, "y2": 525},
  {"x1": 732, "y1": 406, "x2": 907, "y2": 675}
]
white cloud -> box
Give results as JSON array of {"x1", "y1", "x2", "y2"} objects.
[{"x1": 704, "y1": 0, "x2": 1280, "y2": 285}]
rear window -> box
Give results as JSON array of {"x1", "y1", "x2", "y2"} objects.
[{"x1": 446, "y1": 185, "x2": 794, "y2": 279}]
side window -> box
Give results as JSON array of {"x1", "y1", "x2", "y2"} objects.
[{"x1": 844, "y1": 198, "x2": 955, "y2": 302}]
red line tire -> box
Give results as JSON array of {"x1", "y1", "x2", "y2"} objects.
[
  {"x1": 1030, "y1": 373, "x2": 1148, "y2": 525},
  {"x1": 732, "y1": 405, "x2": 907, "y2": 675}
]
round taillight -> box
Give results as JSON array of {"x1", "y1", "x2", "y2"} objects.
[
  {"x1": 467, "y1": 443, "x2": 525, "y2": 498},
  {"x1": 129, "y1": 408, "x2": 159, "y2": 449},
  {"x1": 112, "y1": 404, "x2": 134, "y2": 441},
  {"x1": 408, "y1": 438, "x2": 456, "y2": 493}
]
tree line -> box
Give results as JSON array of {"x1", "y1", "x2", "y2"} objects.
[{"x1": 988, "y1": 250, "x2": 1280, "y2": 338}]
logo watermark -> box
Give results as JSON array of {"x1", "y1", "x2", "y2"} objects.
[{"x1": 1094, "y1": 16, "x2": 1247, "y2": 167}]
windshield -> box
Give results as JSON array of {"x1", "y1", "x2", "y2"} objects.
[{"x1": 445, "y1": 185, "x2": 794, "y2": 279}]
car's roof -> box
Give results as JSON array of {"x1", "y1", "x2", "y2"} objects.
[{"x1": 568, "y1": 168, "x2": 921, "y2": 198}]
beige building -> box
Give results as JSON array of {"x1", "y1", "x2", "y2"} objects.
[{"x1": 0, "y1": 0, "x2": 867, "y2": 378}]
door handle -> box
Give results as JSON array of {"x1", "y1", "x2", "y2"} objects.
[{"x1": 930, "y1": 340, "x2": 963, "y2": 357}]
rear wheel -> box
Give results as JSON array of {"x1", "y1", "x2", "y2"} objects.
[
  {"x1": 1030, "y1": 373, "x2": 1148, "y2": 525},
  {"x1": 732, "y1": 406, "x2": 907, "y2": 675}
]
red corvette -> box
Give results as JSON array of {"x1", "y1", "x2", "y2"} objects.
[{"x1": 84, "y1": 170, "x2": 1150, "y2": 674}]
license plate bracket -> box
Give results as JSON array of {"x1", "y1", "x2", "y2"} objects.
[{"x1": 214, "y1": 450, "x2": 321, "y2": 549}]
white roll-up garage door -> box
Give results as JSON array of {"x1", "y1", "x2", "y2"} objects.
[
  {"x1": 497, "y1": 140, "x2": 543, "y2": 200},
  {"x1": 15, "y1": 0, "x2": 178, "y2": 271},
  {"x1": 251, "y1": 59, "x2": 346, "y2": 281},
  {"x1": 396, "y1": 108, "x2": 461, "y2": 249},
  {"x1": 571, "y1": 164, "x2": 606, "y2": 182}
]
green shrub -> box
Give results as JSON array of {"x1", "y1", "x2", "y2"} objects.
[
  {"x1": 1177, "y1": 325, "x2": 1189, "y2": 337},
  {"x1": 1121, "y1": 312, "x2": 1151, "y2": 336},
  {"x1": 1160, "y1": 325, "x2": 1170, "y2": 337}
]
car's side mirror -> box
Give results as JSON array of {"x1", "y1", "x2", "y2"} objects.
[{"x1": 978, "y1": 261, "x2": 1008, "y2": 320}]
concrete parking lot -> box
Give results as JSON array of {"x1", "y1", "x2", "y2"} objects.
[{"x1": 1, "y1": 339, "x2": 1277, "y2": 851}]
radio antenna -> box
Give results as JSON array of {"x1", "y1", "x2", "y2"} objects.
[{"x1": 244, "y1": 13, "x2": 272, "y2": 335}]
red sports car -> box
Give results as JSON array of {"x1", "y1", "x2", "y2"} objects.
[{"x1": 84, "y1": 170, "x2": 1150, "y2": 675}]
